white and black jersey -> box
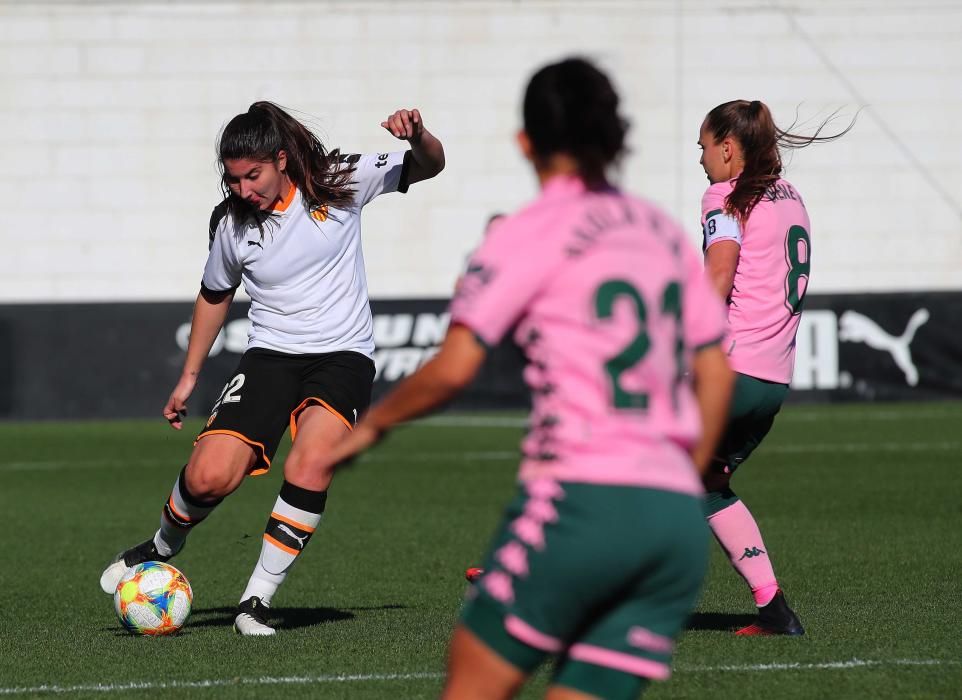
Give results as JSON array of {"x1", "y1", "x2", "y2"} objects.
[{"x1": 203, "y1": 151, "x2": 411, "y2": 358}]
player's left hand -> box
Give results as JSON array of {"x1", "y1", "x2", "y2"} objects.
[{"x1": 381, "y1": 109, "x2": 423, "y2": 143}]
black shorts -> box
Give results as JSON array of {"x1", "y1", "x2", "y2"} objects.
[{"x1": 196, "y1": 348, "x2": 375, "y2": 475}]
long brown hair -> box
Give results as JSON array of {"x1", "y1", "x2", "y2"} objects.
[
  {"x1": 217, "y1": 101, "x2": 356, "y2": 227},
  {"x1": 704, "y1": 100, "x2": 854, "y2": 222}
]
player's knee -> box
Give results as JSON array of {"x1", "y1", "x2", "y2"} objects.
[
  {"x1": 184, "y1": 462, "x2": 240, "y2": 501},
  {"x1": 283, "y1": 451, "x2": 336, "y2": 490}
]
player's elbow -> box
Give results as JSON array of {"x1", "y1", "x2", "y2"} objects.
[{"x1": 432, "y1": 358, "x2": 476, "y2": 392}]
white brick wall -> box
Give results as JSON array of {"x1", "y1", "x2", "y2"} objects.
[{"x1": 2, "y1": 0, "x2": 960, "y2": 302}]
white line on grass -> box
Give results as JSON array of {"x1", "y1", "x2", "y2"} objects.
[
  {"x1": 0, "y1": 672, "x2": 445, "y2": 696},
  {"x1": 765, "y1": 441, "x2": 960, "y2": 454},
  {"x1": 417, "y1": 407, "x2": 962, "y2": 428},
  {"x1": 678, "y1": 658, "x2": 962, "y2": 673},
  {"x1": 3, "y1": 438, "x2": 958, "y2": 472},
  {"x1": 2, "y1": 659, "x2": 958, "y2": 695}
]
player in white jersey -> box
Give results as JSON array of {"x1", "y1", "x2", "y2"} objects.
[{"x1": 99, "y1": 101, "x2": 445, "y2": 635}]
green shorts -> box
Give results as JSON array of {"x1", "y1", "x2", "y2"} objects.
[
  {"x1": 461, "y1": 480, "x2": 708, "y2": 700},
  {"x1": 710, "y1": 373, "x2": 789, "y2": 476}
]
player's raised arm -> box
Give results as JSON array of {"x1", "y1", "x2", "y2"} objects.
[{"x1": 381, "y1": 108, "x2": 445, "y2": 184}]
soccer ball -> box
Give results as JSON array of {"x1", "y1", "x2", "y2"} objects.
[{"x1": 113, "y1": 561, "x2": 193, "y2": 636}]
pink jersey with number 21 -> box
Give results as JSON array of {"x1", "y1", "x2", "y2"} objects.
[
  {"x1": 450, "y1": 175, "x2": 726, "y2": 496},
  {"x1": 701, "y1": 179, "x2": 811, "y2": 384}
]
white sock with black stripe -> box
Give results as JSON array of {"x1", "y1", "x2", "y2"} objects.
[{"x1": 240, "y1": 481, "x2": 327, "y2": 606}]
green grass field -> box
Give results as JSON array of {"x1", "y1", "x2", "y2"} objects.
[{"x1": 1, "y1": 401, "x2": 961, "y2": 699}]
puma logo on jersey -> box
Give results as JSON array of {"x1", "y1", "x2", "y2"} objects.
[
  {"x1": 276, "y1": 523, "x2": 309, "y2": 549},
  {"x1": 247, "y1": 240, "x2": 263, "y2": 249},
  {"x1": 838, "y1": 309, "x2": 929, "y2": 386}
]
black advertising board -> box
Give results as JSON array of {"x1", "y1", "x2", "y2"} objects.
[{"x1": 0, "y1": 292, "x2": 958, "y2": 420}]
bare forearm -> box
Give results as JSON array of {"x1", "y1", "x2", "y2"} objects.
[
  {"x1": 364, "y1": 352, "x2": 472, "y2": 433},
  {"x1": 182, "y1": 289, "x2": 233, "y2": 377},
  {"x1": 689, "y1": 346, "x2": 735, "y2": 474},
  {"x1": 409, "y1": 128, "x2": 445, "y2": 180},
  {"x1": 704, "y1": 241, "x2": 739, "y2": 302},
  {"x1": 708, "y1": 266, "x2": 735, "y2": 302},
  {"x1": 363, "y1": 326, "x2": 484, "y2": 434}
]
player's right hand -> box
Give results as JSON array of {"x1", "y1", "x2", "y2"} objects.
[{"x1": 163, "y1": 374, "x2": 197, "y2": 430}]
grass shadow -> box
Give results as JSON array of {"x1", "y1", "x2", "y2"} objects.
[
  {"x1": 188, "y1": 605, "x2": 355, "y2": 630},
  {"x1": 104, "y1": 603, "x2": 409, "y2": 635},
  {"x1": 686, "y1": 611, "x2": 756, "y2": 632}
]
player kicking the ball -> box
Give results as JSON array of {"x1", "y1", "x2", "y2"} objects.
[{"x1": 99, "y1": 101, "x2": 444, "y2": 635}]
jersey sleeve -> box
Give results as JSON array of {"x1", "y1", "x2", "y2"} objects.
[
  {"x1": 701, "y1": 184, "x2": 742, "y2": 251},
  {"x1": 680, "y1": 240, "x2": 727, "y2": 351},
  {"x1": 344, "y1": 151, "x2": 412, "y2": 208},
  {"x1": 201, "y1": 209, "x2": 242, "y2": 292},
  {"x1": 449, "y1": 216, "x2": 550, "y2": 348}
]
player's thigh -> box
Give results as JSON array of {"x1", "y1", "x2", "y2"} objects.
[
  {"x1": 283, "y1": 405, "x2": 351, "y2": 491},
  {"x1": 292, "y1": 350, "x2": 376, "y2": 434},
  {"x1": 462, "y1": 483, "x2": 698, "y2": 682},
  {"x1": 441, "y1": 624, "x2": 526, "y2": 700},
  {"x1": 184, "y1": 433, "x2": 258, "y2": 498},
  {"x1": 197, "y1": 349, "x2": 303, "y2": 476},
  {"x1": 712, "y1": 373, "x2": 789, "y2": 475},
  {"x1": 551, "y1": 492, "x2": 709, "y2": 700}
]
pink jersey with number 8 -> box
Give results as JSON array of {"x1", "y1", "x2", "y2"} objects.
[{"x1": 701, "y1": 178, "x2": 811, "y2": 385}]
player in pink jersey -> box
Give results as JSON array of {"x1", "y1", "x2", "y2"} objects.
[
  {"x1": 698, "y1": 100, "x2": 852, "y2": 636},
  {"x1": 324, "y1": 58, "x2": 734, "y2": 699}
]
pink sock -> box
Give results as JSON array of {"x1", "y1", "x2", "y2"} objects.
[{"x1": 707, "y1": 500, "x2": 779, "y2": 607}]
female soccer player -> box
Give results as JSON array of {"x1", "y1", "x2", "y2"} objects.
[
  {"x1": 99, "y1": 101, "x2": 445, "y2": 636},
  {"x1": 697, "y1": 99, "x2": 850, "y2": 635},
  {"x1": 324, "y1": 58, "x2": 734, "y2": 700}
]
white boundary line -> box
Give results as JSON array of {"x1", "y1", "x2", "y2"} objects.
[
  {"x1": 416, "y1": 407, "x2": 962, "y2": 428},
  {"x1": 678, "y1": 658, "x2": 962, "y2": 673},
  {"x1": 3, "y1": 439, "x2": 959, "y2": 472},
  {"x1": 0, "y1": 672, "x2": 445, "y2": 696},
  {"x1": 1, "y1": 659, "x2": 957, "y2": 695}
]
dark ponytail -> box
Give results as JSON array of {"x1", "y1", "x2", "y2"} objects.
[
  {"x1": 217, "y1": 101, "x2": 356, "y2": 224},
  {"x1": 523, "y1": 57, "x2": 629, "y2": 186},
  {"x1": 704, "y1": 100, "x2": 854, "y2": 222}
]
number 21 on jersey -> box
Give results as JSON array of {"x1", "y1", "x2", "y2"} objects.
[{"x1": 593, "y1": 280, "x2": 684, "y2": 411}]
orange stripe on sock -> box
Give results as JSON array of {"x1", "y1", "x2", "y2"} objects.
[
  {"x1": 271, "y1": 511, "x2": 316, "y2": 533},
  {"x1": 263, "y1": 533, "x2": 300, "y2": 556},
  {"x1": 166, "y1": 497, "x2": 191, "y2": 523}
]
